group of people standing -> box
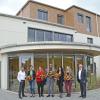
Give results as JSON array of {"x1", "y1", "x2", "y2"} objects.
[{"x1": 17, "y1": 64, "x2": 87, "y2": 99}]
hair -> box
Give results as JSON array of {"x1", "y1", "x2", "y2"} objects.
[
  {"x1": 57, "y1": 66, "x2": 64, "y2": 74},
  {"x1": 66, "y1": 66, "x2": 72, "y2": 74}
]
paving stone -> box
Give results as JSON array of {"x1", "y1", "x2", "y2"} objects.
[{"x1": 0, "y1": 89, "x2": 100, "y2": 100}]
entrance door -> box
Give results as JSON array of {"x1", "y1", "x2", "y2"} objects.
[
  {"x1": 19, "y1": 54, "x2": 33, "y2": 72},
  {"x1": 34, "y1": 54, "x2": 47, "y2": 71},
  {"x1": 8, "y1": 57, "x2": 19, "y2": 91},
  {"x1": 63, "y1": 55, "x2": 74, "y2": 72},
  {"x1": 49, "y1": 54, "x2": 62, "y2": 71}
]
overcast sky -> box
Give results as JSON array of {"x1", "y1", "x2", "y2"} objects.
[{"x1": 0, "y1": 0, "x2": 100, "y2": 15}]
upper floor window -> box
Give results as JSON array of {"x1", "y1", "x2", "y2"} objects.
[
  {"x1": 57, "y1": 14, "x2": 64, "y2": 24},
  {"x1": 87, "y1": 37, "x2": 93, "y2": 44},
  {"x1": 28, "y1": 28, "x2": 73, "y2": 42},
  {"x1": 77, "y1": 13, "x2": 84, "y2": 23},
  {"x1": 54, "y1": 32, "x2": 73, "y2": 42},
  {"x1": 86, "y1": 16, "x2": 92, "y2": 32},
  {"x1": 44, "y1": 31, "x2": 53, "y2": 41},
  {"x1": 28, "y1": 28, "x2": 35, "y2": 42},
  {"x1": 38, "y1": 9, "x2": 48, "y2": 21},
  {"x1": 35, "y1": 29, "x2": 44, "y2": 41}
]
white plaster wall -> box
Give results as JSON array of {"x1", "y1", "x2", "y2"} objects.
[
  {"x1": 0, "y1": 15, "x2": 75, "y2": 47},
  {"x1": 74, "y1": 32, "x2": 100, "y2": 46},
  {"x1": 1, "y1": 54, "x2": 8, "y2": 89}
]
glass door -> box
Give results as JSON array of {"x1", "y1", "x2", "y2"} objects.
[
  {"x1": 8, "y1": 57, "x2": 19, "y2": 91},
  {"x1": 34, "y1": 54, "x2": 47, "y2": 71},
  {"x1": 49, "y1": 54, "x2": 62, "y2": 71},
  {"x1": 63, "y1": 55, "x2": 74, "y2": 72},
  {"x1": 19, "y1": 54, "x2": 33, "y2": 72}
]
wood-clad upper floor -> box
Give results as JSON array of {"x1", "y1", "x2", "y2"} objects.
[{"x1": 16, "y1": 0, "x2": 100, "y2": 37}]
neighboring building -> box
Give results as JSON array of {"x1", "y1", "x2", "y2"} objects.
[{"x1": 0, "y1": 0, "x2": 100, "y2": 92}]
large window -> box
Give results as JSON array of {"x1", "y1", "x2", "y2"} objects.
[
  {"x1": 86, "y1": 16, "x2": 92, "y2": 32},
  {"x1": 36, "y1": 29, "x2": 44, "y2": 41},
  {"x1": 28, "y1": 28, "x2": 73, "y2": 42},
  {"x1": 38, "y1": 9, "x2": 48, "y2": 21},
  {"x1": 77, "y1": 13, "x2": 84, "y2": 23},
  {"x1": 54, "y1": 32, "x2": 73, "y2": 42},
  {"x1": 28, "y1": 28, "x2": 35, "y2": 42},
  {"x1": 57, "y1": 14, "x2": 64, "y2": 24},
  {"x1": 66, "y1": 34, "x2": 73, "y2": 42},
  {"x1": 44, "y1": 31, "x2": 53, "y2": 41}
]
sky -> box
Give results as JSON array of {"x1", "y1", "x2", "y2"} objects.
[{"x1": 0, "y1": 0, "x2": 100, "y2": 15}]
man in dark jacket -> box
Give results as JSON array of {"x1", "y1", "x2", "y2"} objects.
[{"x1": 77, "y1": 64, "x2": 87, "y2": 98}]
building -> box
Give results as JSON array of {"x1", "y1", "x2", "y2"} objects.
[{"x1": 0, "y1": 0, "x2": 100, "y2": 92}]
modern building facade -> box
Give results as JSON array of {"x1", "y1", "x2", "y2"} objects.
[{"x1": 0, "y1": 0, "x2": 100, "y2": 92}]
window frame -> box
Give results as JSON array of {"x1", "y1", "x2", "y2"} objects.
[
  {"x1": 37, "y1": 9, "x2": 48, "y2": 21},
  {"x1": 57, "y1": 14, "x2": 64, "y2": 25},
  {"x1": 86, "y1": 16, "x2": 92, "y2": 32},
  {"x1": 87, "y1": 37, "x2": 93, "y2": 44},
  {"x1": 77, "y1": 13, "x2": 84, "y2": 23}
]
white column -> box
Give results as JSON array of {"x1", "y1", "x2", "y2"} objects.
[{"x1": 1, "y1": 54, "x2": 8, "y2": 90}]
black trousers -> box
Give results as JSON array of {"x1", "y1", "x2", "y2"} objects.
[
  {"x1": 37, "y1": 82, "x2": 44, "y2": 96},
  {"x1": 80, "y1": 81, "x2": 86, "y2": 97},
  {"x1": 19, "y1": 80, "x2": 25, "y2": 98},
  {"x1": 57, "y1": 80, "x2": 63, "y2": 93}
]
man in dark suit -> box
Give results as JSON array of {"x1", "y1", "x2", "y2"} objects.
[{"x1": 77, "y1": 64, "x2": 87, "y2": 98}]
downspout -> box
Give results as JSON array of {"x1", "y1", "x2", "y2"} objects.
[{"x1": 96, "y1": 14, "x2": 99, "y2": 37}]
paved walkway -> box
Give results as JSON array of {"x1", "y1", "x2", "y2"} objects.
[{"x1": 0, "y1": 89, "x2": 100, "y2": 100}]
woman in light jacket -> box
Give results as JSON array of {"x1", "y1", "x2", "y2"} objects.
[{"x1": 64, "y1": 66, "x2": 73, "y2": 97}]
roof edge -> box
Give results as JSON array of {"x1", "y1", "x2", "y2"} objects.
[{"x1": 0, "y1": 13, "x2": 75, "y2": 30}]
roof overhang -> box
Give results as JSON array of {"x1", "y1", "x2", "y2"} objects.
[{"x1": 0, "y1": 42, "x2": 100, "y2": 56}]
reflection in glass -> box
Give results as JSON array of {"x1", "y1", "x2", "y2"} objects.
[
  {"x1": 34, "y1": 54, "x2": 47, "y2": 71},
  {"x1": 8, "y1": 57, "x2": 19, "y2": 91}
]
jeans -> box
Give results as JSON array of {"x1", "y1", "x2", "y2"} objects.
[
  {"x1": 47, "y1": 77, "x2": 54, "y2": 95},
  {"x1": 29, "y1": 80, "x2": 35, "y2": 94},
  {"x1": 19, "y1": 80, "x2": 25, "y2": 98}
]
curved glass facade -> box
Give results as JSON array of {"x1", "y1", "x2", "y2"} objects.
[{"x1": 8, "y1": 52, "x2": 96, "y2": 92}]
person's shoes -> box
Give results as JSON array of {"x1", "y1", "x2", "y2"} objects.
[
  {"x1": 59, "y1": 93, "x2": 63, "y2": 98},
  {"x1": 52, "y1": 95, "x2": 54, "y2": 97},
  {"x1": 39, "y1": 94, "x2": 41, "y2": 97},
  {"x1": 41, "y1": 94, "x2": 44, "y2": 97},
  {"x1": 30, "y1": 95, "x2": 33, "y2": 97},
  {"x1": 33, "y1": 94, "x2": 35, "y2": 97},
  {"x1": 23, "y1": 95, "x2": 27, "y2": 97},
  {"x1": 67, "y1": 94, "x2": 71, "y2": 97},
  {"x1": 59, "y1": 95, "x2": 63, "y2": 98},
  {"x1": 39, "y1": 96, "x2": 41, "y2": 97},
  {"x1": 47, "y1": 95, "x2": 50, "y2": 97},
  {"x1": 82, "y1": 96, "x2": 86, "y2": 98},
  {"x1": 19, "y1": 97, "x2": 22, "y2": 99},
  {"x1": 79, "y1": 95, "x2": 82, "y2": 97}
]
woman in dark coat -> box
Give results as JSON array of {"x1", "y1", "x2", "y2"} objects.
[{"x1": 56, "y1": 66, "x2": 64, "y2": 98}]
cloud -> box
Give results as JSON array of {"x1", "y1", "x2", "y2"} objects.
[{"x1": 0, "y1": 0, "x2": 28, "y2": 15}]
